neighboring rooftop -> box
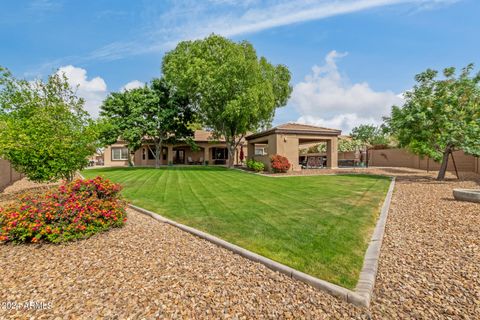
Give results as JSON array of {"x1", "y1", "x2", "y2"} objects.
[{"x1": 193, "y1": 130, "x2": 224, "y2": 142}]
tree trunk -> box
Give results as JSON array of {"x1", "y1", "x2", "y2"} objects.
[
  {"x1": 227, "y1": 141, "x2": 236, "y2": 168},
  {"x1": 155, "y1": 141, "x2": 162, "y2": 169},
  {"x1": 127, "y1": 148, "x2": 134, "y2": 167},
  {"x1": 437, "y1": 146, "x2": 451, "y2": 181}
]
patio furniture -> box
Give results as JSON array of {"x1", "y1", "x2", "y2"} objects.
[
  {"x1": 198, "y1": 157, "x2": 204, "y2": 165},
  {"x1": 187, "y1": 156, "x2": 194, "y2": 165}
]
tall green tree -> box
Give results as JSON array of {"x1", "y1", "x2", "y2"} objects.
[
  {"x1": 350, "y1": 124, "x2": 389, "y2": 167},
  {"x1": 162, "y1": 34, "x2": 292, "y2": 167},
  {"x1": 386, "y1": 64, "x2": 480, "y2": 180},
  {"x1": 101, "y1": 85, "x2": 154, "y2": 166},
  {"x1": 100, "y1": 79, "x2": 194, "y2": 168},
  {"x1": 338, "y1": 137, "x2": 362, "y2": 153},
  {"x1": 0, "y1": 67, "x2": 98, "y2": 182}
]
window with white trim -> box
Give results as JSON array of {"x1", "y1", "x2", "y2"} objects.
[
  {"x1": 255, "y1": 147, "x2": 267, "y2": 155},
  {"x1": 111, "y1": 147, "x2": 129, "y2": 161}
]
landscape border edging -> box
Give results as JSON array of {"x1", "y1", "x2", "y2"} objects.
[
  {"x1": 129, "y1": 203, "x2": 361, "y2": 303},
  {"x1": 127, "y1": 176, "x2": 395, "y2": 308},
  {"x1": 354, "y1": 177, "x2": 396, "y2": 307}
]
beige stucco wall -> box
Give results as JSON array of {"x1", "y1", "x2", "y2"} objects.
[
  {"x1": 0, "y1": 159, "x2": 23, "y2": 191},
  {"x1": 275, "y1": 134, "x2": 301, "y2": 171},
  {"x1": 104, "y1": 144, "x2": 130, "y2": 167},
  {"x1": 369, "y1": 148, "x2": 479, "y2": 173},
  {"x1": 250, "y1": 134, "x2": 277, "y2": 171}
]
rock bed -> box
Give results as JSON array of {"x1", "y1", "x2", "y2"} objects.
[
  {"x1": 370, "y1": 171, "x2": 480, "y2": 319},
  {"x1": 1, "y1": 168, "x2": 479, "y2": 319}
]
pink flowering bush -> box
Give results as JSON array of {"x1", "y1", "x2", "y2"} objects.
[{"x1": 0, "y1": 177, "x2": 127, "y2": 244}]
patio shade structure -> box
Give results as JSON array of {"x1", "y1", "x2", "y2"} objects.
[{"x1": 245, "y1": 123, "x2": 342, "y2": 171}]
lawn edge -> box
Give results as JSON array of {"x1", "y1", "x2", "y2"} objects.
[
  {"x1": 354, "y1": 176, "x2": 396, "y2": 307},
  {"x1": 127, "y1": 176, "x2": 395, "y2": 308}
]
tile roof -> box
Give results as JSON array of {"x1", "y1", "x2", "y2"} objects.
[
  {"x1": 275, "y1": 123, "x2": 341, "y2": 133},
  {"x1": 246, "y1": 122, "x2": 341, "y2": 140},
  {"x1": 193, "y1": 130, "x2": 222, "y2": 142}
]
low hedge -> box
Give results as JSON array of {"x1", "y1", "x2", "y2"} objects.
[
  {"x1": 246, "y1": 159, "x2": 265, "y2": 172},
  {"x1": 0, "y1": 176, "x2": 127, "y2": 244}
]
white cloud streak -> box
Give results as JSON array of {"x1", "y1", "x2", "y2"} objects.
[{"x1": 84, "y1": 0, "x2": 460, "y2": 62}]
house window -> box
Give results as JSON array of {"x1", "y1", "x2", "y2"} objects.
[
  {"x1": 148, "y1": 148, "x2": 155, "y2": 160},
  {"x1": 145, "y1": 147, "x2": 167, "y2": 160},
  {"x1": 211, "y1": 147, "x2": 229, "y2": 160},
  {"x1": 162, "y1": 147, "x2": 167, "y2": 160},
  {"x1": 111, "y1": 147, "x2": 129, "y2": 161},
  {"x1": 255, "y1": 147, "x2": 267, "y2": 155}
]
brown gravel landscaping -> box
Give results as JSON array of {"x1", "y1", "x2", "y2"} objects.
[{"x1": 1, "y1": 168, "x2": 479, "y2": 319}]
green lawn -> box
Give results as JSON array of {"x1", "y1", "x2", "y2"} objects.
[{"x1": 82, "y1": 166, "x2": 390, "y2": 288}]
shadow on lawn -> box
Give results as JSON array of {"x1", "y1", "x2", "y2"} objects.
[{"x1": 88, "y1": 166, "x2": 231, "y2": 172}]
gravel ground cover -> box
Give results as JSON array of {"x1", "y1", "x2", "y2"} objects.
[{"x1": 1, "y1": 168, "x2": 479, "y2": 319}]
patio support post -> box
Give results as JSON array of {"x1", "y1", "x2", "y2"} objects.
[
  {"x1": 247, "y1": 142, "x2": 255, "y2": 161},
  {"x1": 326, "y1": 137, "x2": 338, "y2": 169},
  {"x1": 204, "y1": 147, "x2": 210, "y2": 165},
  {"x1": 167, "y1": 145, "x2": 174, "y2": 165}
]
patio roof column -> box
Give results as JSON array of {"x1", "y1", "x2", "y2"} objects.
[
  {"x1": 203, "y1": 146, "x2": 210, "y2": 165},
  {"x1": 167, "y1": 145, "x2": 174, "y2": 164},
  {"x1": 326, "y1": 137, "x2": 338, "y2": 169},
  {"x1": 247, "y1": 142, "x2": 254, "y2": 160}
]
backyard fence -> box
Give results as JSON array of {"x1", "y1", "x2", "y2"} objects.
[
  {"x1": 0, "y1": 159, "x2": 22, "y2": 191},
  {"x1": 368, "y1": 148, "x2": 480, "y2": 174}
]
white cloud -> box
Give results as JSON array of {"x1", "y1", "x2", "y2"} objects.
[
  {"x1": 291, "y1": 50, "x2": 403, "y2": 134},
  {"x1": 84, "y1": 0, "x2": 460, "y2": 62},
  {"x1": 121, "y1": 80, "x2": 144, "y2": 91},
  {"x1": 56, "y1": 65, "x2": 107, "y2": 117}
]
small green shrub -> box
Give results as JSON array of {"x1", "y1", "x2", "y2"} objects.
[
  {"x1": 246, "y1": 159, "x2": 265, "y2": 172},
  {"x1": 0, "y1": 176, "x2": 127, "y2": 244}
]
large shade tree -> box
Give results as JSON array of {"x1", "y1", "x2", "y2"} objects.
[
  {"x1": 0, "y1": 67, "x2": 98, "y2": 182},
  {"x1": 100, "y1": 79, "x2": 194, "y2": 168},
  {"x1": 99, "y1": 88, "x2": 147, "y2": 166},
  {"x1": 385, "y1": 64, "x2": 480, "y2": 180},
  {"x1": 162, "y1": 34, "x2": 292, "y2": 167}
]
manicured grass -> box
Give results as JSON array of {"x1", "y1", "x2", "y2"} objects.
[{"x1": 82, "y1": 166, "x2": 391, "y2": 288}]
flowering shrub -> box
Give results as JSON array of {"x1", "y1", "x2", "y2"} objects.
[
  {"x1": 270, "y1": 154, "x2": 291, "y2": 173},
  {"x1": 246, "y1": 159, "x2": 265, "y2": 172},
  {"x1": 0, "y1": 176, "x2": 127, "y2": 244}
]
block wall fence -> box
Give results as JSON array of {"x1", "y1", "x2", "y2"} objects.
[
  {"x1": 367, "y1": 148, "x2": 480, "y2": 174},
  {"x1": 0, "y1": 159, "x2": 23, "y2": 191}
]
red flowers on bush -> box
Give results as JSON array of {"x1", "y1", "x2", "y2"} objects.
[
  {"x1": 270, "y1": 154, "x2": 291, "y2": 173},
  {"x1": 0, "y1": 176, "x2": 127, "y2": 244}
]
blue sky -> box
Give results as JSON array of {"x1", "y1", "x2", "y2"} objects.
[{"x1": 1, "y1": 0, "x2": 478, "y2": 133}]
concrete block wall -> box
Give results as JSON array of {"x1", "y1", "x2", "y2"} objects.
[
  {"x1": 0, "y1": 159, "x2": 23, "y2": 191},
  {"x1": 369, "y1": 148, "x2": 479, "y2": 173}
]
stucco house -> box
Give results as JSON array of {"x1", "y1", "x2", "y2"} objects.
[
  {"x1": 104, "y1": 130, "x2": 247, "y2": 167},
  {"x1": 104, "y1": 123, "x2": 342, "y2": 171}
]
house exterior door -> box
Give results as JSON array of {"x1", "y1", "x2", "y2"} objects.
[{"x1": 174, "y1": 149, "x2": 185, "y2": 164}]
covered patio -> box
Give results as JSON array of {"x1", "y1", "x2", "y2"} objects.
[{"x1": 246, "y1": 123, "x2": 341, "y2": 171}]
